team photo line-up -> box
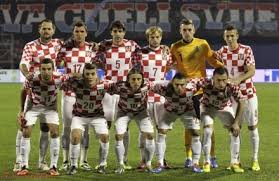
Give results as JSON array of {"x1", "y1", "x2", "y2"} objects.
[{"x1": 14, "y1": 18, "x2": 260, "y2": 176}]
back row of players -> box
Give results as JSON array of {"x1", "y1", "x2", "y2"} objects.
[{"x1": 14, "y1": 19, "x2": 260, "y2": 176}]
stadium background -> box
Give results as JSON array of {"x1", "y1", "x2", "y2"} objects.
[{"x1": 0, "y1": 1, "x2": 279, "y2": 180}]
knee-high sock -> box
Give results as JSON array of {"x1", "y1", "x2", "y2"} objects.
[
  {"x1": 156, "y1": 134, "x2": 166, "y2": 166},
  {"x1": 115, "y1": 140, "x2": 125, "y2": 165},
  {"x1": 99, "y1": 140, "x2": 109, "y2": 165},
  {"x1": 20, "y1": 137, "x2": 30, "y2": 168},
  {"x1": 203, "y1": 127, "x2": 213, "y2": 163},
  {"x1": 16, "y1": 130, "x2": 22, "y2": 163},
  {"x1": 70, "y1": 144, "x2": 80, "y2": 167},
  {"x1": 250, "y1": 128, "x2": 259, "y2": 161},
  {"x1": 39, "y1": 131, "x2": 49, "y2": 163},
  {"x1": 192, "y1": 136, "x2": 201, "y2": 165},
  {"x1": 80, "y1": 127, "x2": 90, "y2": 163},
  {"x1": 62, "y1": 126, "x2": 71, "y2": 162},
  {"x1": 184, "y1": 129, "x2": 192, "y2": 159},
  {"x1": 230, "y1": 134, "x2": 240, "y2": 164},
  {"x1": 123, "y1": 130, "x2": 130, "y2": 162},
  {"x1": 50, "y1": 138, "x2": 60, "y2": 168},
  {"x1": 138, "y1": 132, "x2": 145, "y2": 162},
  {"x1": 145, "y1": 139, "x2": 155, "y2": 167}
]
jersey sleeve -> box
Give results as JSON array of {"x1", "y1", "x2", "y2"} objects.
[
  {"x1": 20, "y1": 44, "x2": 33, "y2": 70},
  {"x1": 203, "y1": 40, "x2": 224, "y2": 68},
  {"x1": 245, "y1": 46, "x2": 255, "y2": 66}
]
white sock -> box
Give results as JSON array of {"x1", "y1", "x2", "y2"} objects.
[
  {"x1": 50, "y1": 138, "x2": 60, "y2": 168},
  {"x1": 192, "y1": 136, "x2": 201, "y2": 165},
  {"x1": 203, "y1": 127, "x2": 213, "y2": 163},
  {"x1": 70, "y1": 144, "x2": 80, "y2": 167},
  {"x1": 80, "y1": 128, "x2": 90, "y2": 163},
  {"x1": 123, "y1": 130, "x2": 130, "y2": 162},
  {"x1": 230, "y1": 134, "x2": 240, "y2": 164},
  {"x1": 16, "y1": 130, "x2": 22, "y2": 163},
  {"x1": 139, "y1": 132, "x2": 145, "y2": 163},
  {"x1": 115, "y1": 140, "x2": 125, "y2": 165},
  {"x1": 145, "y1": 139, "x2": 155, "y2": 167},
  {"x1": 62, "y1": 126, "x2": 71, "y2": 162},
  {"x1": 156, "y1": 134, "x2": 166, "y2": 166},
  {"x1": 99, "y1": 140, "x2": 109, "y2": 165},
  {"x1": 250, "y1": 128, "x2": 259, "y2": 161},
  {"x1": 39, "y1": 131, "x2": 49, "y2": 163},
  {"x1": 20, "y1": 137, "x2": 30, "y2": 168}
]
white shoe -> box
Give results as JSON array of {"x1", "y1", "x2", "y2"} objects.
[
  {"x1": 38, "y1": 162, "x2": 50, "y2": 171},
  {"x1": 115, "y1": 164, "x2": 125, "y2": 174},
  {"x1": 13, "y1": 162, "x2": 21, "y2": 172}
]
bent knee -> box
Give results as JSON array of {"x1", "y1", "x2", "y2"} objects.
[
  {"x1": 248, "y1": 125, "x2": 257, "y2": 130},
  {"x1": 100, "y1": 134, "x2": 109, "y2": 143},
  {"x1": 115, "y1": 134, "x2": 124, "y2": 141}
]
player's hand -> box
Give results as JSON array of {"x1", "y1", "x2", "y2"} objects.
[
  {"x1": 25, "y1": 72, "x2": 34, "y2": 81},
  {"x1": 212, "y1": 51, "x2": 223, "y2": 63},
  {"x1": 160, "y1": 45, "x2": 170, "y2": 55},
  {"x1": 90, "y1": 42, "x2": 99, "y2": 51},
  {"x1": 229, "y1": 78, "x2": 241, "y2": 86},
  {"x1": 17, "y1": 112, "x2": 27, "y2": 128},
  {"x1": 231, "y1": 122, "x2": 240, "y2": 137},
  {"x1": 72, "y1": 73, "x2": 82, "y2": 79},
  {"x1": 107, "y1": 121, "x2": 112, "y2": 129}
]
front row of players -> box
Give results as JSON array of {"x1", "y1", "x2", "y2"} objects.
[{"x1": 17, "y1": 59, "x2": 245, "y2": 175}]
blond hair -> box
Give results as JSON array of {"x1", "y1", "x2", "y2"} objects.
[{"x1": 145, "y1": 26, "x2": 163, "y2": 39}]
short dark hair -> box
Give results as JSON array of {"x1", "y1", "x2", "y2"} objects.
[
  {"x1": 84, "y1": 63, "x2": 97, "y2": 71},
  {"x1": 180, "y1": 19, "x2": 193, "y2": 26},
  {"x1": 73, "y1": 21, "x2": 88, "y2": 32},
  {"x1": 172, "y1": 72, "x2": 187, "y2": 80},
  {"x1": 41, "y1": 58, "x2": 54, "y2": 69},
  {"x1": 166, "y1": 72, "x2": 186, "y2": 95},
  {"x1": 213, "y1": 67, "x2": 229, "y2": 76},
  {"x1": 224, "y1": 24, "x2": 238, "y2": 32},
  {"x1": 38, "y1": 19, "x2": 55, "y2": 30},
  {"x1": 110, "y1": 20, "x2": 126, "y2": 31}
]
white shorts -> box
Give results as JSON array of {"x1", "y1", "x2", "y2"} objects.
[
  {"x1": 147, "y1": 102, "x2": 163, "y2": 124},
  {"x1": 103, "y1": 93, "x2": 119, "y2": 122},
  {"x1": 115, "y1": 111, "x2": 154, "y2": 134},
  {"x1": 25, "y1": 106, "x2": 59, "y2": 126},
  {"x1": 156, "y1": 104, "x2": 200, "y2": 130},
  {"x1": 71, "y1": 116, "x2": 109, "y2": 135},
  {"x1": 200, "y1": 105, "x2": 235, "y2": 127},
  {"x1": 231, "y1": 96, "x2": 258, "y2": 126},
  {"x1": 61, "y1": 94, "x2": 75, "y2": 127}
]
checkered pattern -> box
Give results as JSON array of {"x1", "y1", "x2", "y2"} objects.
[
  {"x1": 24, "y1": 72, "x2": 66, "y2": 108},
  {"x1": 20, "y1": 38, "x2": 63, "y2": 73},
  {"x1": 64, "y1": 79, "x2": 111, "y2": 117},
  {"x1": 58, "y1": 42, "x2": 97, "y2": 96},
  {"x1": 96, "y1": 39, "x2": 140, "y2": 82},
  {"x1": 150, "y1": 81, "x2": 197, "y2": 115},
  {"x1": 109, "y1": 82, "x2": 149, "y2": 114},
  {"x1": 217, "y1": 44, "x2": 256, "y2": 99},
  {"x1": 199, "y1": 78, "x2": 242, "y2": 110},
  {"x1": 138, "y1": 46, "x2": 172, "y2": 103}
]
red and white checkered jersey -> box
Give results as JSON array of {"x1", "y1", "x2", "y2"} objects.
[
  {"x1": 96, "y1": 39, "x2": 140, "y2": 82},
  {"x1": 109, "y1": 82, "x2": 149, "y2": 114},
  {"x1": 138, "y1": 46, "x2": 172, "y2": 103},
  {"x1": 20, "y1": 38, "x2": 63, "y2": 73},
  {"x1": 58, "y1": 42, "x2": 97, "y2": 96},
  {"x1": 150, "y1": 81, "x2": 197, "y2": 114},
  {"x1": 199, "y1": 78, "x2": 242, "y2": 110},
  {"x1": 24, "y1": 72, "x2": 67, "y2": 109},
  {"x1": 217, "y1": 44, "x2": 256, "y2": 99},
  {"x1": 64, "y1": 79, "x2": 111, "y2": 117}
]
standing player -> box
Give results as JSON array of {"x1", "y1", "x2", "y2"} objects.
[
  {"x1": 15, "y1": 19, "x2": 63, "y2": 172},
  {"x1": 16, "y1": 58, "x2": 64, "y2": 176},
  {"x1": 200, "y1": 67, "x2": 244, "y2": 173},
  {"x1": 217, "y1": 25, "x2": 260, "y2": 171},
  {"x1": 152, "y1": 72, "x2": 203, "y2": 173},
  {"x1": 135, "y1": 26, "x2": 172, "y2": 169},
  {"x1": 97, "y1": 20, "x2": 140, "y2": 169},
  {"x1": 112, "y1": 68, "x2": 155, "y2": 174},
  {"x1": 58, "y1": 21, "x2": 97, "y2": 171},
  {"x1": 65, "y1": 63, "x2": 110, "y2": 175},
  {"x1": 170, "y1": 19, "x2": 223, "y2": 168}
]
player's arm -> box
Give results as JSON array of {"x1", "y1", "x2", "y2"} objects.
[
  {"x1": 170, "y1": 44, "x2": 179, "y2": 69},
  {"x1": 231, "y1": 99, "x2": 244, "y2": 137},
  {"x1": 19, "y1": 44, "x2": 33, "y2": 78},
  {"x1": 230, "y1": 64, "x2": 255, "y2": 85},
  {"x1": 203, "y1": 41, "x2": 224, "y2": 68}
]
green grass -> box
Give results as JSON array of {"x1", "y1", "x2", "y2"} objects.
[{"x1": 0, "y1": 83, "x2": 278, "y2": 181}]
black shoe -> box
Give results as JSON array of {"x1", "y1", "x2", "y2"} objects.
[{"x1": 67, "y1": 165, "x2": 77, "y2": 175}]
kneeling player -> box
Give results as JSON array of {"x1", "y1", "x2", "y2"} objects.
[{"x1": 200, "y1": 67, "x2": 244, "y2": 173}]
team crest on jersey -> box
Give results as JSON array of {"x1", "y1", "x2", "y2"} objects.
[
  {"x1": 86, "y1": 51, "x2": 92, "y2": 57},
  {"x1": 54, "y1": 45, "x2": 60, "y2": 52},
  {"x1": 238, "y1": 54, "x2": 244, "y2": 60},
  {"x1": 125, "y1": 46, "x2": 131, "y2": 52}
]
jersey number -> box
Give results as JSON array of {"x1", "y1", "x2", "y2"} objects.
[
  {"x1": 153, "y1": 68, "x2": 158, "y2": 77},
  {"x1": 83, "y1": 102, "x2": 94, "y2": 109},
  {"x1": 74, "y1": 64, "x2": 82, "y2": 73},
  {"x1": 116, "y1": 60, "x2": 121, "y2": 69}
]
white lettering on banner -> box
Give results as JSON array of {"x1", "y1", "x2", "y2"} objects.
[{"x1": 0, "y1": 2, "x2": 278, "y2": 36}]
